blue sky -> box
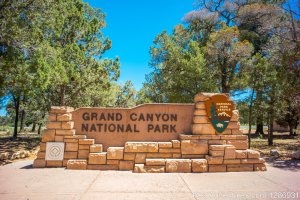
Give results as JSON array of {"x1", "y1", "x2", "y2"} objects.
[{"x1": 87, "y1": 0, "x2": 196, "y2": 90}]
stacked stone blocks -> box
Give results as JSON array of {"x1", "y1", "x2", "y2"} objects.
[
  {"x1": 192, "y1": 93, "x2": 242, "y2": 135},
  {"x1": 33, "y1": 93, "x2": 266, "y2": 173},
  {"x1": 33, "y1": 106, "x2": 102, "y2": 170}
]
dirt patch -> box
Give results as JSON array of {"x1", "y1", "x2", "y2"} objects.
[
  {"x1": 0, "y1": 132, "x2": 41, "y2": 165},
  {"x1": 250, "y1": 134, "x2": 300, "y2": 161}
]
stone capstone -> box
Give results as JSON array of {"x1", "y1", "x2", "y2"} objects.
[
  {"x1": 165, "y1": 159, "x2": 191, "y2": 173},
  {"x1": 67, "y1": 159, "x2": 87, "y2": 170},
  {"x1": 192, "y1": 159, "x2": 208, "y2": 173},
  {"x1": 125, "y1": 142, "x2": 158, "y2": 153},
  {"x1": 181, "y1": 140, "x2": 208, "y2": 155}
]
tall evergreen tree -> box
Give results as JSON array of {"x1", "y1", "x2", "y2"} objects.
[{"x1": 0, "y1": 0, "x2": 120, "y2": 138}]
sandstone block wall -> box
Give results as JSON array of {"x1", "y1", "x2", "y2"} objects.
[{"x1": 33, "y1": 93, "x2": 266, "y2": 173}]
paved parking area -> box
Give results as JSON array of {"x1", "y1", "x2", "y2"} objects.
[{"x1": 0, "y1": 160, "x2": 299, "y2": 200}]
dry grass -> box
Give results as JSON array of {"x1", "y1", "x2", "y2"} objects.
[
  {"x1": 250, "y1": 135, "x2": 300, "y2": 160},
  {"x1": 0, "y1": 132, "x2": 41, "y2": 165}
]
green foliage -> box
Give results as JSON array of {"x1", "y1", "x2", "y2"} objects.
[
  {"x1": 0, "y1": 0, "x2": 122, "y2": 137},
  {"x1": 114, "y1": 81, "x2": 137, "y2": 108},
  {"x1": 41, "y1": 1, "x2": 120, "y2": 107},
  {"x1": 135, "y1": 88, "x2": 152, "y2": 105},
  {"x1": 144, "y1": 25, "x2": 217, "y2": 103},
  {"x1": 143, "y1": 23, "x2": 254, "y2": 102},
  {"x1": 235, "y1": 100, "x2": 251, "y2": 124},
  {"x1": 0, "y1": 116, "x2": 11, "y2": 127},
  {"x1": 205, "y1": 25, "x2": 254, "y2": 92}
]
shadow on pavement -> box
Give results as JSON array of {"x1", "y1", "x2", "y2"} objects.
[
  {"x1": 20, "y1": 163, "x2": 33, "y2": 169},
  {"x1": 265, "y1": 158, "x2": 300, "y2": 171}
]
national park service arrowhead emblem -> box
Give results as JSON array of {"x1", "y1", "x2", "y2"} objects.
[{"x1": 205, "y1": 94, "x2": 234, "y2": 133}]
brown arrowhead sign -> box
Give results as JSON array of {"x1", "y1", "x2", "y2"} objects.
[{"x1": 205, "y1": 94, "x2": 234, "y2": 133}]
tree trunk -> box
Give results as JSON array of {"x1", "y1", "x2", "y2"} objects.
[
  {"x1": 19, "y1": 95, "x2": 27, "y2": 133},
  {"x1": 294, "y1": 117, "x2": 299, "y2": 136},
  {"x1": 13, "y1": 96, "x2": 20, "y2": 139},
  {"x1": 268, "y1": 118, "x2": 274, "y2": 146},
  {"x1": 289, "y1": 127, "x2": 294, "y2": 136},
  {"x1": 31, "y1": 123, "x2": 36, "y2": 132},
  {"x1": 288, "y1": 121, "x2": 294, "y2": 136},
  {"x1": 255, "y1": 89, "x2": 264, "y2": 135},
  {"x1": 248, "y1": 87, "x2": 255, "y2": 148},
  {"x1": 38, "y1": 123, "x2": 42, "y2": 135},
  {"x1": 268, "y1": 94, "x2": 275, "y2": 146},
  {"x1": 255, "y1": 123, "x2": 265, "y2": 135},
  {"x1": 19, "y1": 109, "x2": 25, "y2": 133},
  {"x1": 221, "y1": 65, "x2": 229, "y2": 93},
  {"x1": 287, "y1": 2, "x2": 298, "y2": 43}
]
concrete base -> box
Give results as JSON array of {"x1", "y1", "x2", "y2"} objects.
[{"x1": 0, "y1": 160, "x2": 299, "y2": 200}]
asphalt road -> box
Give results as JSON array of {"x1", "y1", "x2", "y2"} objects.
[{"x1": 0, "y1": 160, "x2": 299, "y2": 200}]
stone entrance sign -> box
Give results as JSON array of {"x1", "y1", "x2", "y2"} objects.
[
  {"x1": 72, "y1": 104, "x2": 194, "y2": 150},
  {"x1": 33, "y1": 93, "x2": 266, "y2": 173}
]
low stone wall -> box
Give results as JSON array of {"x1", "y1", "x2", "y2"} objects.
[{"x1": 33, "y1": 93, "x2": 266, "y2": 173}]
